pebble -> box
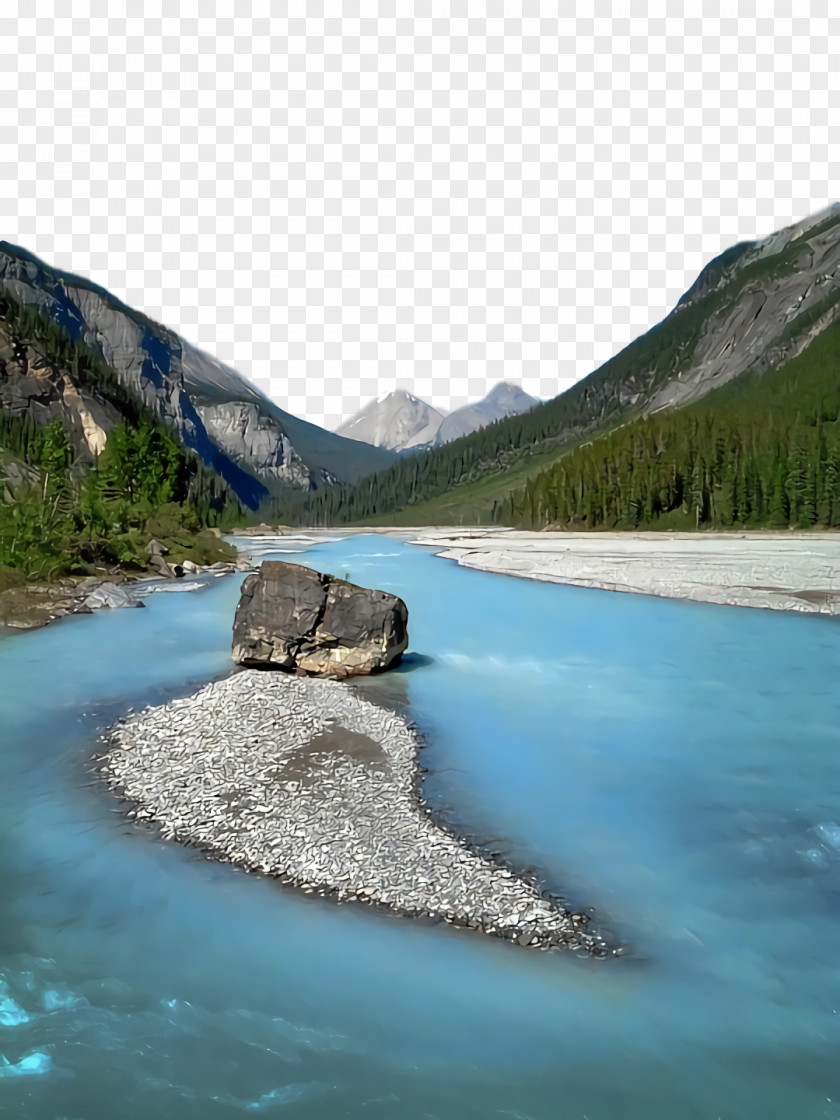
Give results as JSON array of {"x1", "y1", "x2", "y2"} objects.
[{"x1": 96, "y1": 669, "x2": 612, "y2": 956}]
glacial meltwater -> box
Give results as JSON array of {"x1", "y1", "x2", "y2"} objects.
[{"x1": 3, "y1": 534, "x2": 840, "y2": 1119}]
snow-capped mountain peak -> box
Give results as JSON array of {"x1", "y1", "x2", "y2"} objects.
[{"x1": 337, "y1": 389, "x2": 445, "y2": 452}]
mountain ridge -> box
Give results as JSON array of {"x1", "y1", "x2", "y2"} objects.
[
  {"x1": 432, "y1": 382, "x2": 539, "y2": 446},
  {"x1": 277, "y1": 204, "x2": 840, "y2": 527},
  {"x1": 336, "y1": 381, "x2": 540, "y2": 454},
  {"x1": 0, "y1": 242, "x2": 396, "y2": 508}
]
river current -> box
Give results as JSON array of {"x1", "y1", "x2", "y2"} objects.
[{"x1": 2, "y1": 533, "x2": 840, "y2": 1119}]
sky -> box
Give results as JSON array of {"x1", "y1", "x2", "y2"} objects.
[{"x1": 2, "y1": 1, "x2": 837, "y2": 431}]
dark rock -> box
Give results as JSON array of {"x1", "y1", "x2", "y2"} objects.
[
  {"x1": 232, "y1": 560, "x2": 408, "y2": 679},
  {"x1": 148, "y1": 553, "x2": 176, "y2": 578}
]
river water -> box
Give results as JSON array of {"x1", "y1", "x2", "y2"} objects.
[{"x1": 2, "y1": 532, "x2": 840, "y2": 1119}]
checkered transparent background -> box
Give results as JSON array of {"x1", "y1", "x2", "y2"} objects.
[{"x1": 2, "y1": 2, "x2": 837, "y2": 430}]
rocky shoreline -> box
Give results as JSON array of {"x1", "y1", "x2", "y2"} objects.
[
  {"x1": 97, "y1": 669, "x2": 612, "y2": 956},
  {"x1": 0, "y1": 559, "x2": 250, "y2": 632}
]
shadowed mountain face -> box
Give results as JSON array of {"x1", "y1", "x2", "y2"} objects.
[{"x1": 0, "y1": 243, "x2": 395, "y2": 508}]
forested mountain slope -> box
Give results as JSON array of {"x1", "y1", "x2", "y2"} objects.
[
  {"x1": 499, "y1": 320, "x2": 840, "y2": 530},
  {"x1": 278, "y1": 205, "x2": 840, "y2": 526},
  {"x1": 0, "y1": 242, "x2": 395, "y2": 509}
]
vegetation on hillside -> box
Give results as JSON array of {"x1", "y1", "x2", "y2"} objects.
[
  {"x1": 496, "y1": 321, "x2": 840, "y2": 531},
  {"x1": 0, "y1": 294, "x2": 155, "y2": 425},
  {"x1": 0, "y1": 298, "x2": 242, "y2": 583},
  {"x1": 0, "y1": 411, "x2": 239, "y2": 583}
]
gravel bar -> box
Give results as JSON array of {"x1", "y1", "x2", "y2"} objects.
[
  {"x1": 97, "y1": 669, "x2": 610, "y2": 955},
  {"x1": 389, "y1": 528, "x2": 840, "y2": 614}
]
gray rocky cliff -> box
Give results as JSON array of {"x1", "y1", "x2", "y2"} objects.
[
  {"x1": 196, "y1": 400, "x2": 315, "y2": 488},
  {"x1": 649, "y1": 204, "x2": 840, "y2": 412}
]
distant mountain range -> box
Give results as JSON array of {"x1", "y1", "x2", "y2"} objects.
[
  {"x1": 336, "y1": 382, "x2": 540, "y2": 453},
  {"x1": 336, "y1": 389, "x2": 445, "y2": 452},
  {"x1": 5, "y1": 202, "x2": 840, "y2": 540},
  {"x1": 0, "y1": 242, "x2": 394, "y2": 509},
  {"x1": 435, "y1": 382, "x2": 539, "y2": 446},
  {"x1": 287, "y1": 203, "x2": 840, "y2": 529}
]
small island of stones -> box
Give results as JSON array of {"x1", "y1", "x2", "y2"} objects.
[{"x1": 97, "y1": 562, "x2": 611, "y2": 956}]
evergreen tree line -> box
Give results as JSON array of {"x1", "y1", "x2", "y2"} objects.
[
  {"x1": 494, "y1": 321, "x2": 840, "y2": 531},
  {"x1": 0, "y1": 410, "x2": 238, "y2": 578}
]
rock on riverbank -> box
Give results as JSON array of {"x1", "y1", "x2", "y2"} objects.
[{"x1": 98, "y1": 670, "x2": 610, "y2": 955}]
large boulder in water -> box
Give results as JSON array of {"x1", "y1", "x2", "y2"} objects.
[{"x1": 231, "y1": 561, "x2": 408, "y2": 679}]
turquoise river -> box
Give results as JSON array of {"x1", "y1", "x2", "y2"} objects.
[{"x1": 2, "y1": 532, "x2": 840, "y2": 1119}]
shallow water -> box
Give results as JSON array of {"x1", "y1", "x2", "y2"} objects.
[{"x1": 3, "y1": 533, "x2": 840, "y2": 1118}]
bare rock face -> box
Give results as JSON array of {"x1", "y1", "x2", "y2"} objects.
[
  {"x1": 196, "y1": 399, "x2": 315, "y2": 488},
  {"x1": 232, "y1": 561, "x2": 408, "y2": 679}
]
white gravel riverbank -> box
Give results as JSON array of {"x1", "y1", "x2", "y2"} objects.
[
  {"x1": 389, "y1": 529, "x2": 840, "y2": 614},
  {"x1": 98, "y1": 669, "x2": 609, "y2": 955}
]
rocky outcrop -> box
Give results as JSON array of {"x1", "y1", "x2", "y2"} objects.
[
  {"x1": 0, "y1": 325, "x2": 122, "y2": 461},
  {"x1": 196, "y1": 400, "x2": 315, "y2": 488},
  {"x1": 147, "y1": 554, "x2": 179, "y2": 579},
  {"x1": 82, "y1": 582, "x2": 143, "y2": 610},
  {"x1": 232, "y1": 561, "x2": 408, "y2": 678}
]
